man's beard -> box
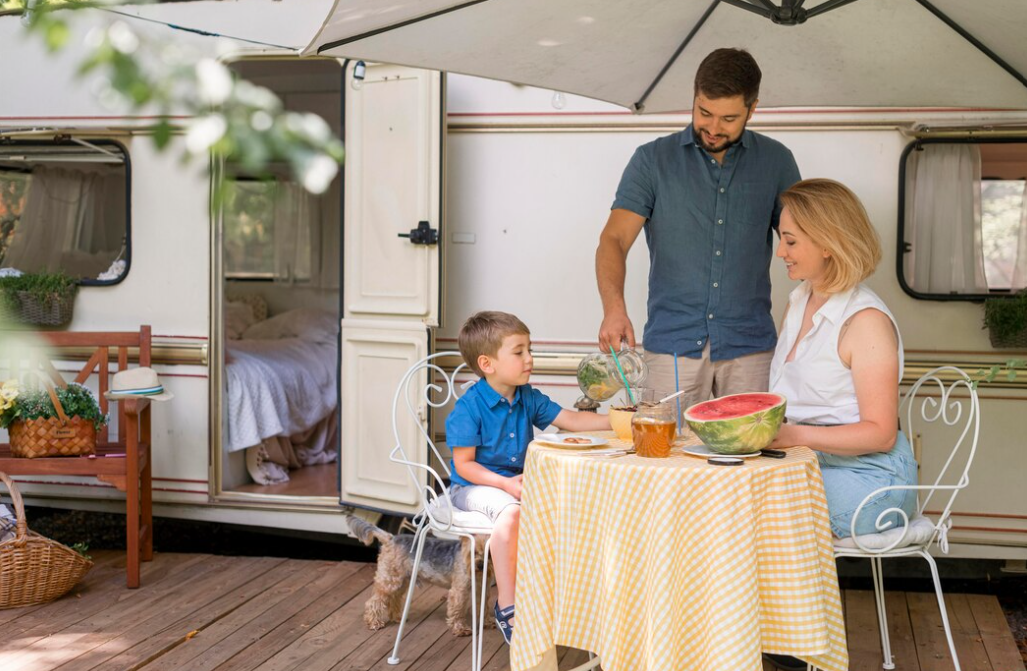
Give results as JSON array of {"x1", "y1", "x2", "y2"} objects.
[{"x1": 693, "y1": 124, "x2": 745, "y2": 154}]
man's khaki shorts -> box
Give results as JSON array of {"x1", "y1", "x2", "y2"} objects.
[{"x1": 642, "y1": 344, "x2": 773, "y2": 421}]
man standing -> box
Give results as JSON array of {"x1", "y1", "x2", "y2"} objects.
[{"x1": 596, "y1": 48, "x2": 801, "y2": 403}]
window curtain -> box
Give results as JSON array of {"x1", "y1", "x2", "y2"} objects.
[
  {"x1": 1011, "y1": 181, "x2": 1027, "y2": 291},
  {"x1": 3, "y1": 166, "x2": 122, "y2": 276},
  {"x1": 905, "y1": 144, "x2": 989, "y2": 294},
  {"x1": 273, "y1": 182, "x2": 321, "y2": 285}
]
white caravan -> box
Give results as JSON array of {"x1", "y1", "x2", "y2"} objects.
[{"x1": 0, "y1": 2, "x2": 1025, "y2": 563}]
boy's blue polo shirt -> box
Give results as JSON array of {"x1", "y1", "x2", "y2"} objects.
[
  {"x1": 612, "y1": 125, "x2": 801, "y2": 362},
  {"x1": 446, "y1": 379, "x2": 563, "y2": 487}
]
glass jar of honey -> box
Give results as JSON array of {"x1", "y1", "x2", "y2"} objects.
[{"x1": 631, "y1": 401, "x2": 677, "y2": 458}]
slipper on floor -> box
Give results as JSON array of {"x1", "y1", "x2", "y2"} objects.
[{"x1": 494, "y1": 603, "x2": 515, "y2": 645}]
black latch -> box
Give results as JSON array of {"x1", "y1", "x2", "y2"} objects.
[{"x1": 398, "y1": 221, "x2": 439, "y2": 246}]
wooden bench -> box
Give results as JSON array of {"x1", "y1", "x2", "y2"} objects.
[{"x1": 0, "y1": 326, "x2": 154, "y2": 588}]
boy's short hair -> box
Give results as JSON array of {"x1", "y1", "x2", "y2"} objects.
[
  {"x1": 694, "y1": 48, "x2": 762, "y2": 107},
  {"x1": 458, "y1": 311, "x2": 530, "y2": 377}
]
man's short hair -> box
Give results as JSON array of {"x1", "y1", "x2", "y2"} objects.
[
  {"x1": 694, "y1": 48, "x2": 762, "y2": 107},
  {"x1": 458, "y1": 311, "x2": 530, "y2": 377}
]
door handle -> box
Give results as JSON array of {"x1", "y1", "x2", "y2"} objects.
[{"x1": 398, "y1": 221, "x2": 439, "y2": 246}]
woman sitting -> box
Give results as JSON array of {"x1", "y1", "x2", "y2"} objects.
[{"x1": 768, "y1": 178, "x2": 918, "y2": 539}]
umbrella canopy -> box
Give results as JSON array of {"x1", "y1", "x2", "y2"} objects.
[{"x1": 302, "y1": 0, "x2": 1027, "y2": 113}]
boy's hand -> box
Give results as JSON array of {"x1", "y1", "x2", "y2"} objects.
[{"x1": 504, "y1": 474, "x2": 523, "y2": 500}]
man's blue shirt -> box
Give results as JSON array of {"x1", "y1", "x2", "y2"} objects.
[
  {"x1": 612, "y1": 125, "x2": 801, "y2": 361},
  {"x1": 446, "y1": 379, "x2": 563, "y2": 487}
]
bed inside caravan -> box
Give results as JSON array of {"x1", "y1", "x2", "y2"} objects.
[{"x1": 218, "y1": 58, "x2": 342, "y2": 499}]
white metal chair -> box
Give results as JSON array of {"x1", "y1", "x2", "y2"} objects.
[
  {"x1": 832, "y1": 366, "x2": 980, "y2": 671},
  {"x1": 386, "y1": 352, "x2": 496, "y2": 671}
]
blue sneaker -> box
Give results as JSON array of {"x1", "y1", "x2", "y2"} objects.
[{"x1": 494, "y1": 603, "x2": 515, "y2": 645}]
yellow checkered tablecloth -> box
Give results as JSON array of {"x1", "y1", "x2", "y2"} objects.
[{"x1": 510, "y1": 431, "x2": 848, "y2": 671}]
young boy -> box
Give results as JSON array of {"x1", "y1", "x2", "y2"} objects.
[{"x1": 446, "y1": 311, "x2": 611, "y2": 644}]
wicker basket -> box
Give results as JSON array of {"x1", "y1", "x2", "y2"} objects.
[
  {"x1": 2, "y1": 290, "x2": 76, "y2": 327},
  {"x1": 8, "y1": 375, "x2": 96, "y2": 459},
  {"x1": 0, "y1": 472, "x2": 94, "y2": 609},
  {"x1": 987, "y1": 327, "x2": 1027, "y2": 349}
]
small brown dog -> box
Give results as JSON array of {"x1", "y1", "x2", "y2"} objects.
[{"x1": 348, "y1": 515, "x2": 494, "y2": 636}]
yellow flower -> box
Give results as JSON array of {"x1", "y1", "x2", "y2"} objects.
[{"x1": 0, "y1": 379, "x2": 18, "y2": 413}]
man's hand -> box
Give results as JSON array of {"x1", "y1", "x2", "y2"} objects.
[
  {"x1": 599, "y1": 310, "x2": 636, "y2": 353},
  {"x1": 504, "y1": 474, "x2": 523, "y2": 501}
]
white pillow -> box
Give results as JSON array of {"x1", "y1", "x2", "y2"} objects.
[
  {"x1": 242, "y1": 307, "x2": 338, "y2": 344},
  {"x1": 225, "y1": 301, "x2": 257, "y2": 340},
  {"x1": 833, "y1": 514, "x2": 936, "y2": 551}
]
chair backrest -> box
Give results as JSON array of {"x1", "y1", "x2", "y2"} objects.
[
  {"x1": 0, "y1": 327, "x2": 152, "y2": 446},
  {"x1": 901, "y1": 365, "x2": 980, "y2": 549},
  {"x1": 390, "y1": 351, "x2": 472, "y2": 531}
]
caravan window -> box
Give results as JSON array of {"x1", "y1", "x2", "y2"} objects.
[
  {"x1": 899, "y1": 139, "x2": 1027, "y2": 300},
  {"x1": 223, "y1": 178, "x2": 319, "y2": 282},
  {"x1": 0, "y1": 140, "x2": 130, "y2": 285}
]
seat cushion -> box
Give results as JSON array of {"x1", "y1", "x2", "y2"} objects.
[
  {"x1": 427, "y1": 497, "x2": 493, "y2": 530},
  {"x1": 834, "y1": 513, "x2": 936, "y2": 551}
]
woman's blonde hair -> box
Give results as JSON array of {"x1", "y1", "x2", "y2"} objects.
[{"x1": 779, "y1": 178, "x2": 882, "y2": 294}]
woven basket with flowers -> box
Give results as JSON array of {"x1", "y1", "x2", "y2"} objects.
[{"x1": 0, "y1": 374, "x2": 107, "y2": 458}]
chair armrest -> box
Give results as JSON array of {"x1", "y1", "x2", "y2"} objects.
[{"x1": 116, "y1": 397, "x2": 151, "y2": 417}]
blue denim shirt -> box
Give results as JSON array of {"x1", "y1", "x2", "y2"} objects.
[
  {"x1": 612, "y1": 126, "x2": 801, "y2": 361},
  {"x1": 446, "y1": 379, "x2": 563, "y2": 487}
]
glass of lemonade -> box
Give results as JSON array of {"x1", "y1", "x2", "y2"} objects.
[{"x1": 631, "y1": 398, "x2": 677, "y2": 458}]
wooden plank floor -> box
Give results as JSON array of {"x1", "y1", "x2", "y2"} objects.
[{"x1": 0, "y1": 551, "x2": 1022, "y2": 671}]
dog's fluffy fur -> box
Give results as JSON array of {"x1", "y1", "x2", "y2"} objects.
[{"x1": 349, "y1": 515, "x2": 494, "y2": 636}]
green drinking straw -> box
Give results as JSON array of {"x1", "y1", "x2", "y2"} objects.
[{"x1": 609, "y1": 345, "x2": 635, "y2": 406}]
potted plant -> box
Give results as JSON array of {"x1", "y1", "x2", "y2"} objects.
[
  {"x1": 0, "y1": 270, "x2": 79, "y2": 327},
  {"x1": 0, "y1": 378, "x2": 108, "y2": 458},
  {"x1": 983, "y1": 290, "x2": 1027, "y2": 349}
]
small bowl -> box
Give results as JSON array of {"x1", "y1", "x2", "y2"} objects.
[{"x1": 609, "y1": 405, "x2": 637, "y2": 440}]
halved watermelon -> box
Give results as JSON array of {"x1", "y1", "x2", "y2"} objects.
[{"x1": 684, "y1": 392, "x2": 787, "y2": 455}]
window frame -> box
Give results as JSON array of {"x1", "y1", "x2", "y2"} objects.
[
  {"x1": 0, "y1": 138, "x2": 132, "y2": 287},
  {"x1": 897, "y1": 136, "x2": 1026, "y2": 302}
]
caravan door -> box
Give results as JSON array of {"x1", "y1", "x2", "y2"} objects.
[{"x1": 340, "y1": 62, "x2": 443, "y2": 514}]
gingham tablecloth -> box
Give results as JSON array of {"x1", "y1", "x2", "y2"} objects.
[{"x1": 510, "y1": 431, "x2": 848, "y2": 671}]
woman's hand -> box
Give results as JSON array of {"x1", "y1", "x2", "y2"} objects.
[{"x1": 768, "y1": 423, "x2": 802, "y2": 449}]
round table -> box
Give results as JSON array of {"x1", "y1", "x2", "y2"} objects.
[{"x1": 510, "y1": 430, "x2": 848, "y2": 671}]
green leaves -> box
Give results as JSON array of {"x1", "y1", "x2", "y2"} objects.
[
  {"x1": 0, "y1": 270, "x2": 77, "y2": 313},
  {"x1": 15, "y1": 0, "x2": 345, "y2": 195},
  {"x1": 983, "y1": 290, "x2": 1027, "y2": 346},
  {"x1": 972, "y1": 359, "x2": 1025, "y2": 389},
  {"x1": 0, "y1": 382, "x2": 108, "y2": 430}
]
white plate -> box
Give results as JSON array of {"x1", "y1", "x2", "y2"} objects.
[
  {"x1": 536, "y1": 433, "x2": 609, "y2": 448},
  {"x1": 679, "y1": 443, "x2": 760, "y2": 459}
]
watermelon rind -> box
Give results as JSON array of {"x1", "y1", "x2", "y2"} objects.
[{"x1": 684, "y1": 393, "x2": 787, "y2": 455}]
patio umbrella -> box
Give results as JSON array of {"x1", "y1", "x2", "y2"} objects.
[{"x1": 301, "y1": 0, "x2": 1027, "y2": 112}]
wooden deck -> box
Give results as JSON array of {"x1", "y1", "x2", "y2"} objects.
[{"x1": 0, "y1": 550, "x2": 1022, "y2": 671}]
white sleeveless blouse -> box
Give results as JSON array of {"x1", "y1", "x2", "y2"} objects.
[{"x1": 769, "y1": 282, "x2": 903, "y2": 425}]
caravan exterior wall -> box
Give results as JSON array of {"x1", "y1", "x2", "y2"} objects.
[{"x1": 1, "y1": 11, "x2": 1025, "y2": 556}]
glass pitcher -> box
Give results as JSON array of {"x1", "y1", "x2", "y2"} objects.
[
  {"x1": 576, "y1": 349, "x2": 648, "y2": 402},
  {"x1": 631, "y1": 401, "x2": 677, "y2": 458}
]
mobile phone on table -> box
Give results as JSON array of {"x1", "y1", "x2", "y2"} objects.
[
  {"x1": 760, "y1": 449, "x2": 786, "y2": 458},
  {"x1": 707, "y1": 457, "x2": 743, "y2": 466}
]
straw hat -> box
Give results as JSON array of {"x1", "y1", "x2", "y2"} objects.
[{"x1": 104, "y1": 367, "x2": 174, "y2": 401}]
